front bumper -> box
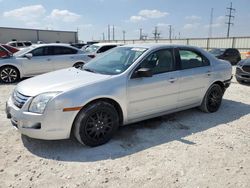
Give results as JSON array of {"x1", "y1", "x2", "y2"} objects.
[
  {"x1": 236, "y1": 67, "x2": 250, "y2": 82},
  {"x1": 5, "y1": 96, "x2": 77, "y2": 140}
]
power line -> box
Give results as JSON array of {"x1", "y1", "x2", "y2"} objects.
[{"x1": 226, "y1": 2, "x2": 235, "y2": 38}]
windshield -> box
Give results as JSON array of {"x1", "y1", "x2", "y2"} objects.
[
  {"x1": 209, "y1": 49, "x2": 225, "y2": 56},
  {"x1": 83, "y1": 47, "x2": 147, "y2": 75},
  {"x1": 14, "y1": 46, "x2": 35, "y2": 56},
  {"x1": 85, "y1": 45, "x2": 99, "y2": 53}
]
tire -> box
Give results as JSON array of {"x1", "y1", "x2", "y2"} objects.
[
  {"x1": 200, "y1": 84, "x2": 223, "y2": 113},
  {"x1": 0, "y1": 66, "x2": 20, "y2": 83},
  {"x1": 73, "y1": 101, "x2": 119, "y2": 147},
  {"x1": 73, "y1": 62, "x2": 84, "y2": 69}
]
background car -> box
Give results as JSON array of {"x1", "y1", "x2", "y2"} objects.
[
  {"x1": 6, "y1": 44, "x2": 232, "y2": 146},
  {"x1": 0, "y1": 45, "x2": 10, "y2": 58},
  {"x1": 82, "y1": 43, "x2": 122, "y2": 58},
  {"x1": 70, "y1": 43, "x2": 87, "y2": 49},
  {"x1": 1, "y1": 44, "x2": 19, "y2": 54},
  {"x1": 209, "y1": 48, "x2": 241, "y2": 65},
  {"x1": 236, "y1": 58, "x2": 250, "y2": 83},
  {"x1": 6, "y1": 41, "x2": 32, "y2": 49},
  {"x1": 0, "y1": 43, "x2": 91, "y2": 83}
]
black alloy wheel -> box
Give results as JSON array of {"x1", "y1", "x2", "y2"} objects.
[
  {"x1": 0, "y1": 66, "x2": 19, "y2": 83},
  {"x1": 74, "y1": 101, "x2": 119, "y2": 147},
  {"x1": 200, "y1": 84, "x2": 223, "y2": 113}
]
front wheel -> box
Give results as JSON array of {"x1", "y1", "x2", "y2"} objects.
[
  {"x1": 0, "y1": 66, "x2": 20, "y2": 83},
  {"x1": 73, "y1": 101, "x2": 119, "y2": 147},
  {"x1": 200, "y1": 84, "x2": 223, "y2": 113}
]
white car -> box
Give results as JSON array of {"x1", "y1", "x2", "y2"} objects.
[
  {"x1": 0, "y1": 43, "x2": 91, "y2": 83},
  {"x1": 82, "y1": 43, "x2": 122, "y2": 58},
  {"x1": 7, "y1": 41, "x2": 32, "y2": 49},
  {"x1": 6, "y1": 44, "x2": 232, "y2": 146}
]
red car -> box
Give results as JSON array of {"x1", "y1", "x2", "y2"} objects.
[{"x1": 0, "y1": 44, "x2": 19, "y2": 57}]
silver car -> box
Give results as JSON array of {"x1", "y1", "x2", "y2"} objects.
[
  {"x1": 6, "y1": 44, "x2": 232, "y2": 146},
  {"x1": 0, "y1": 43, "x2": 91, "y2": 83}
]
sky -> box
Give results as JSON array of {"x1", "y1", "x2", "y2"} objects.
[{"x1": 0, "y1": 0, "x2": 249, "y2": 42}]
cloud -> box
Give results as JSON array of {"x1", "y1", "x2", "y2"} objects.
[
  {"x1": 183, "y1": 23, "x2": 200, "y2": 30},
  {"x1": 185, "y1": 15, "x2": 202, "y2": 22},
  {"x1": 138, "y1": 9, "x2": 168, "y2": 19},
  {"x1": 157, "y1": 23, "x2": 170, "y2": 27},
  {"x1": 129, "y1": 9, "x2": 169, "y2": 23},
  {"x1": 48, "y1": 9, "x2": 81, "y2": 22},
  {"x1": 3, "y1": 5, "x2": 46, "y2": 21},
  {"x1": 129, "y1": 15, "x2": 146, "y2": 23},
  {"x1": 204, "y1": 16, "x2": 226, "y2": 28}
]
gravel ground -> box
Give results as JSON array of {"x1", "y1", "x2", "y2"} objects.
[{"x1": 0, "y1": 69, "x2": 249, "y2": 188}]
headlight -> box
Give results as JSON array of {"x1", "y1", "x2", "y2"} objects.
[{"x1": 29, "y1": 92, "x2": 61, "y2": 114}]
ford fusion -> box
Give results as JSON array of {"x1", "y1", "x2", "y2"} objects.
[{"x1": 6, "y1": 44, "x2": 232, "y2": 146}]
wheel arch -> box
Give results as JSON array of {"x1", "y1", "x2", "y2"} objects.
[
  {"x1": 70, "y1": 97, "x2": 124, "y2": 137},
  {"x1": 211, "y1": 80, "x2": 225, "y2": 93}
]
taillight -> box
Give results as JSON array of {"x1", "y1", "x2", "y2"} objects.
[{"x1": 88, "y1": 55, "x2": 95, "y2": 58}]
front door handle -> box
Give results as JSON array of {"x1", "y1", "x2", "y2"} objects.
[
  {"x1": 169, "y1": 78, "x2": 177, "y2": 83},
  {"x1": 47, "y1": 58, "x2": 51, "y2": 61}
]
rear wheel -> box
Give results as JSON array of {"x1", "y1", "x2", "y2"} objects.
[
  {"x1": 73, "y1": 62, "x2": 84, "y2": 69},
  {"x1": 0, "y1": 66, "x2": 20, "y2": 83},
  {"x1": 200, "y1": 84, "x2": 223, "y2": 113},
  {"x1": 73, "y1": 101, "x2": 119, "y2": 147}
]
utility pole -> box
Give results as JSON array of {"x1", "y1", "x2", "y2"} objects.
[
  {"x1": 208, "y1": 8, "x2": 214, "y2": 38},
  {"x1": 153, "y1": 26, "x2": 160, "y2": 41},
  {"x1": 102, "y1": 32, "x2": 105, "y2": 41},
  {"x1": 112, "y1": 25, "x2": 115, "y2": 41},
  {"x1": 169, "y1": 25, "x2": 172, "y2": 41},
  {"x1": 139, "y1": 28, "x2": 143, "y2": 40},
  {"x1": 108, "y1": 25, "x2": 110, "y2": 41},
  {"x1": 226, "y1": 2, "x2": 235, "y2": 38},
  {"x1": 122, "y1": 30, "x2": 126, "y2": 42}
]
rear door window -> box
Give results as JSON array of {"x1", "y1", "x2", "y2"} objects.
[
  {"x1": 179, "y1": 49, "x2": 210, "y2": 70},
  {"x1": 52, "y1": 46, "x2": 78, "y2": 55}
]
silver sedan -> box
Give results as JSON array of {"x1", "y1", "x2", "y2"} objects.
[
  {"x1": 0, "y1": 43, "x2": 91, "y2": 83},
  {"x1": 6, "y1": 44, "x2": 232, "y2": 146}
]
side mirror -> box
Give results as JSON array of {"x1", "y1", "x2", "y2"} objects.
[
  {"x1": 136, "y1": 68, "x2": 153, "y2": 78},
  {"x1": 24, "y1": 53, "x2": 33, "y2": 59}
]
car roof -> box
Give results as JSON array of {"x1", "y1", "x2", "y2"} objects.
[
  {"x1": 120, "y1": 43, "x2": 202, "y2": 50},
  {"x1": 92, "y1": 43, "x2": 123, "y2": 47},
  {"x1": 31, "y1": 43, "x2": 77, "y2": 49}
]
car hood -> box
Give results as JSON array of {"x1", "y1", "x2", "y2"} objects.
[{"x1": 16, "y1": 68, "x2": 112, "y2": 96}]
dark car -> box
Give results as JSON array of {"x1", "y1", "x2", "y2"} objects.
[
  {"x1": 236, "y1": 58, "x2": 250, "y2": 83},
  {"x1": 209, "y1": 48, "x2": 241, "y2": 65}
]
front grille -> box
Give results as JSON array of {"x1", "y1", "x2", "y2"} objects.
[
  {"x1": 236, "y1": 67, "x2": 243, "y2": 74},
  {"x1": 12, "y1": 90, "x2": 30, "y2": 109},
  {"x1": 242, "y1": 65, "x2": 250, "y2": 73}
]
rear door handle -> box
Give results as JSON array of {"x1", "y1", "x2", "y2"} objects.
[
  {"x1": 47, "y1": 58, "x2": 51, "y2": 61},
  {"x1": 169, "y1": 78, "x2": 177, "y2": 83}
]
